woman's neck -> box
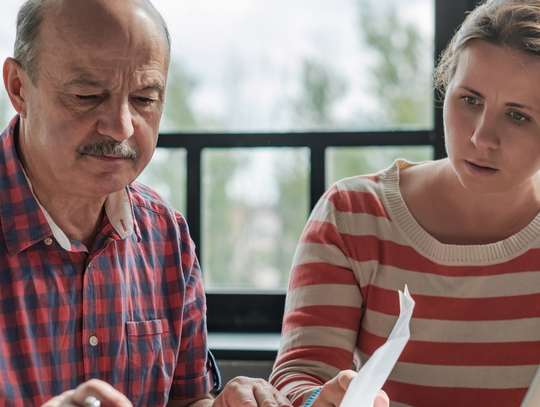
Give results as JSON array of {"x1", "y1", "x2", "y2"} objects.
[{"x1": 399, "y1": 159, "x2": 540, "y2": 245}]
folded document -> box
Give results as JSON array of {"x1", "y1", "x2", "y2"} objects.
[{"x1": 339, "y1": 285, "x2": 415, "y2": 407}]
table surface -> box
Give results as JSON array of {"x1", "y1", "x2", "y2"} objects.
[{"x1": 208, "y1": 332, "x2": 281, "y2": 351}]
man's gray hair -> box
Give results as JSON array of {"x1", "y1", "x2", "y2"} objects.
[
  {"x1": 13, "y1": 0, "x2": 171, "y2": 86},
  {"x1": 13, "y1": 0, "x2": 44, "y2": 85}
]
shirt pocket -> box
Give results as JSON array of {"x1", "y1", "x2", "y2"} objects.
[{"x1": 126, "y1": 319, "x2": 173, "y2": 407}]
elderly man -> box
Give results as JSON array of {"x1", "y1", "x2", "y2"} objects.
[{"x1": 1, "y1": 0, "x2": 290, "y2": 406}]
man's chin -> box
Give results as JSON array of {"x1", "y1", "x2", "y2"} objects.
[{"x1": 83, "y1": 175, "x2": 135, "y2": 198}]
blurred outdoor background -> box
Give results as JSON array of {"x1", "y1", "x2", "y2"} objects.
[{"x1": 0, "y1": 0, "x2": 435, "y2": 291}]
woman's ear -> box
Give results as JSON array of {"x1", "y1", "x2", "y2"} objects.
[{"x1": 3, "y1": 57, "x2": 29, "y2": 118}]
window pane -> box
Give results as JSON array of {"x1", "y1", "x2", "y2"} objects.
[
  {"x1": 153, "y1": 0, "x2": 434, "y2": 133},
  {"x1": 202, "y1": 148, "x2": 309, "y2": 290},
  {"x1": 137, "y1": 148, "x2": 187, "y2": 215},
  {"x1": 0, "y1": 0, "x2": 434, "y2": 132},
  {"x1": 326, "y1": 146, "x2": 434, "y2": 187}
]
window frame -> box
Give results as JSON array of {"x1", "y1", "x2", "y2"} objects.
[{"x1": 155, "y1": 0, "x2": 478, "y2": 335}]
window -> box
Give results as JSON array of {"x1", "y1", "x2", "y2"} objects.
[
  {"x1": 150, "y1": 0, "x2": 477, "y2": 334},
  {"x1": 0, "y1": 0, "x2": 478, "y2": 335},
  {"x1": 202, "y1": 147, "x2": 309, "y2": 290},
  {"x1": 155, "y1": 0, "x2": 434, "y2": 134},
  {"x1": 151, "y1": 0, "x2": 436, "y2": 294},
  {"x1": 138, "y1": 148, "x2": 188, "y2": 215}
]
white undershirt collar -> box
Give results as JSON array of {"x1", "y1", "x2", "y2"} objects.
[{"x1": 23, "y1": 171, "x2": 133, "y2": 251}]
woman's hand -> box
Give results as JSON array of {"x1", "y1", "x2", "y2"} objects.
[
  {"x1": 312, "y1": 370, "x2": 389, "y2": 407},
  {"x1": 41, "y1": 379, "x2": 133, "y2": 407}
]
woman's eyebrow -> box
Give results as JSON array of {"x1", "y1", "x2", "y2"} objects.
[
  {"x1": 461, "y1": 86, "x2": 540, "y2": 113},
  {"x1": 506, "y1": 102, "x2": 540, "y2": 114},
  {"x1": 461, "y1": 86, "x2": 484, "y2": 99}
]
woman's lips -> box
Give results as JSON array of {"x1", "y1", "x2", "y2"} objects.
[{"x1": 465, "y1": 160, "x2": 498, "y2": 176}]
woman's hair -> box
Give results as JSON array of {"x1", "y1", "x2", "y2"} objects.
[{"x1": 434, "y1": 0, "x2": 540, "y2": 99}]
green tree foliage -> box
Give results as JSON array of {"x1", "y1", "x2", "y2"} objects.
[
  {"x1": 161, "y1": 60, "x2": 197, "y2": 132},
  {"x1": 202, "y1": 148, "x2": 309, "y2": 290},
  {"x1": 0, "y1": 90, "x2": 16, "y2": 125},
  {"x1": 294, "y1": 59, "x2": 346, "y2": 128},
  {"x1": 137, "y1": 59, "x2": 197, "y2": 214},
  {"x1": 357, "y1": 0, "x2": 433, "y2": 128},
  {"x1": 272, "y1": 150, "x2": 310, "y2": 281},
  {"x1": 138, "y1": 148, "x2": 187, "y2": 215},
  {"x1": 140, "y1": 0, "x2": 435, "y2": 290},
  {"x1": 326, "y1": 0, "x2": 434, "y2": 186},
  {"x1": 202, "y1": 149, "x2": 244, "y2": 288},
  {"x1": 327, "y1": 146, "x2": 433, "y2": 186}
]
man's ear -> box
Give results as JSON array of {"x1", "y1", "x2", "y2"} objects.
[{"x1": 3, "y1": 57, "x2": 29, "y2": 118}]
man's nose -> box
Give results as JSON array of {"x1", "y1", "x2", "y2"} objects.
[{"x1": 96, "y1": 99, "x2": 134, "y2": 141}]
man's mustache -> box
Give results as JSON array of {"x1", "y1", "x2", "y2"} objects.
[{"x1": 78, "y1": 140, "x2": 140, "y2": 159}]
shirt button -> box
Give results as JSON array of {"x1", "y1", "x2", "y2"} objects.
[
  {"x1": 89, "y1": 335, "x2": 98, "y2": 347},
  {"x1": 44, "y1": 237, "x2": 53, "y2": 245}
]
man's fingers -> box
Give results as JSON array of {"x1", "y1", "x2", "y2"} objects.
[
  {"x1": 69, "y1": 379, "x2": 132, "y2": 407},
  {"x1": 214, "y1": 377, "x2": 259, "y2": 407},
  {"x1": 253, "y1": 383, "x2": 292, "y2": 407},
  {"x1": 215, "y1": 376, "x2": 292, "y2": 407},
  {"x1": 41, "y1": 390, "x2": 76, "y2": 407}
]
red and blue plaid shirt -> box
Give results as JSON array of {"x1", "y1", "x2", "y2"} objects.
[{"x1": 0, "y1": 116, "x2": 219, "y2": 407}]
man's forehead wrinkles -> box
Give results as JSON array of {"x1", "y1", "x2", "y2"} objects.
[
  {"x1": 63, "y1": 73, "x2": 166, "y2": 93},
  {"x1": 65, "y1": 77, "x2": 110, "y2": 88}
]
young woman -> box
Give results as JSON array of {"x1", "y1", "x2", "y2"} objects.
[{"x1": 269, "y1": 1, "x2": 540, "y2": 406}]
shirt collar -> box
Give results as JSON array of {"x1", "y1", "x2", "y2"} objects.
[
  {"x1": 26, "y1": 173, "x2": 72, "y2": 251},
  {"x1": 104, "y1": 188, "x2": 134, "y2": 240},
  {"x1": 0, "y1": 115, "x2": 135, "y2": 254},
  {"x1": 23, "y1": 171, "x2": 134, "y2": 251}
]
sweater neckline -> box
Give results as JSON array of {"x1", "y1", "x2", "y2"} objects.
[{"x1": 380, "y1": 159, "x2": 540, "y2": 265}]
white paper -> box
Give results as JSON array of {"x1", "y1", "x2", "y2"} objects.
[{"x1": 339, "y1": 285, "x2": 415, "y2": 407}]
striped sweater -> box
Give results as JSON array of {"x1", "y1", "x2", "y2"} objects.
[{"x1": 270, "y1": 159, "x2": 540, "y2": 407}]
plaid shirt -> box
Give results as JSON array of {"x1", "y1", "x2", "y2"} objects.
[{"x1": 0, "y1": 116, "x2": 219, "y2": 407}]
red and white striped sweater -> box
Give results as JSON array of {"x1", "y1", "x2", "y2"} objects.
[{"x1": 270, "y1": 159, "x2": 540, "y2": 407}]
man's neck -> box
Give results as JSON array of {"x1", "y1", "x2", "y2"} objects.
[
  {"x1": 15, "y1": 133, "x2": 108, "y2": 250},
  {"x1": 31, "y1": 181, "x2": 107, "y2": 250}
]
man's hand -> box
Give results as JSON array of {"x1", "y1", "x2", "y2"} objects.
[
  {"x1": 41, "y1": 379, "x2": 132, "y2": 407},
  {"x1": 312, "y1": 370, "x2": 389, "y2": 407},
  {"x1": 213, "y1": 376, "x2": 292, "y2": 407}
]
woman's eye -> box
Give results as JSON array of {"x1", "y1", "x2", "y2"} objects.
[
  {"x1": 509, "y1": 111, "x2": 528, "y2": 122},
  {"x1": 463, "y1": 96, "x2": 479, "y2": 105}
]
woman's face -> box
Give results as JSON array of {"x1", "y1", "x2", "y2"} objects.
[{"x1": 444, "y1": 40, "x2": 540, "y2": 195}]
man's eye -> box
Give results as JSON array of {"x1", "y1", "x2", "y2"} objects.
[
  {"x1": 136, "y1": 97, "x2": 154, "y2": 104},
  {"x1": 75, "y1": 95, "x2": 98, "y2": 101}
]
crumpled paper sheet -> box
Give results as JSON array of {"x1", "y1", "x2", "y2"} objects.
[{"x1": 339, "y1": 285, "x2": 415, "y2": 407}]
